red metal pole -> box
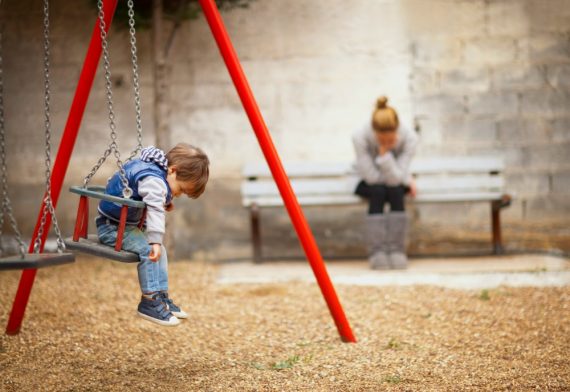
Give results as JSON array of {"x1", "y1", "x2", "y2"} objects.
[
  {"x1": 72, "y1": 195, "x2": 88, "y2": 241},
  {"x1": 198, "y1": 0, "x2": 356, "y2": 343},
  {"x1": 81, "y1": 197, "x2": 89, "y2": 238},
  {"x1": 115, "y1": 206, "x2": 128, "y2": 252},
  {"x1": 5, "y1": 0, "x2": 118, "y2": 335}
]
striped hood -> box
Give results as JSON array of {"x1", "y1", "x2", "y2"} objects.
[{"x1": 140, "y1": 146, "x2": 169, "y2": 171}]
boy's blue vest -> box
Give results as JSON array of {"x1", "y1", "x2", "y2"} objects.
[{"x1": 98, "y1": 160, "x2": 172, "y2": 225}]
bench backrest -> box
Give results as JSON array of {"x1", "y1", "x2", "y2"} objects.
[{"x1": 241, "y1": 156, "x2": 506, "y2": 207}]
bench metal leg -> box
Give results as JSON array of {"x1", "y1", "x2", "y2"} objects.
[
  {"x1": 250, "y1": 204, "x2": 262, "y2": 263},
  {"x1": 491, "y1": 201, "x2": 504, "y2": 255}
]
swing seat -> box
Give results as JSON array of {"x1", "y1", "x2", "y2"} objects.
[
  {"x1": 64, "y1": 235, "x2": 139, "y2": 263},
  {"x1": 66, "y1": 185, "x2": 146, "y2": 263},
  {"x1": 0, "y1": 252, "x2": 75, "y2": 271}
]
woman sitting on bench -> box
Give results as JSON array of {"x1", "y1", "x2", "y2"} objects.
[{"x1": 352, "y1": 96, "x2": 418, "y2": 270}]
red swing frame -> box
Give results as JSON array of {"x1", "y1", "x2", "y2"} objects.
[{"x1": 5, "y1": 0, "x2": 356, "y2": 343}]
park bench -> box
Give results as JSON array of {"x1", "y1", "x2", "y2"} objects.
[{"x1": 241, "y1": 156, "x2": 512, "y2": 262}]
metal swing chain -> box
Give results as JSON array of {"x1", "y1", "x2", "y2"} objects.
[
  {"x1": 0, "y1": 24, "x2": 27, "y2": 258},
  {"x1": 126, "y1": 0, "x2": 143, "y2": 161},
  {"x1": 83, "y1": 0, "x2": 132, "y2": 198},
  {"x1": 34, "y1": 0, "x2": 66, "y2": 254}
]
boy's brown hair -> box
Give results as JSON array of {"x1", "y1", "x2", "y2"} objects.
[
  {"x1": 371, "y1": 96, "x2": 399, "y2": 133},
  {"x1": 166, "y1": 143, "x2": 209, "y2": 198}
]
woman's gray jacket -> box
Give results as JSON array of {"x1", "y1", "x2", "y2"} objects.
[{"x1": 352, "y1": 124, "x2": 418, "y2": 186}]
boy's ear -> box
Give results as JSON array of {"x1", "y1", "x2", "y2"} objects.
[{"x1": 168, "y1": 166, "x2": 177, "y2": 175}]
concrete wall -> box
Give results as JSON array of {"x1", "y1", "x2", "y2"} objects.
[
  {"x1": 406, "y1": 0, "x2": 570, "y2": 224},
  {"x1": 1, "y1": 0, "x2": 569, "y2": 259}
]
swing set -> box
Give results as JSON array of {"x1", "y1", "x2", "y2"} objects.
[{"x1": 2, "y1": 0, "x2": 357, "y2": 343}]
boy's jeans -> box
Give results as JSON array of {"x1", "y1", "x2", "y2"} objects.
[{"x1": 97, "y1": 219, "x2": 168, "y2": 293}]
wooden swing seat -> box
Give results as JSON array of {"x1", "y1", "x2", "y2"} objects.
[
  {"x1": 0, "y1": 252, "x2": 75, "y2": 271},
  {"x1": 64, "y1": 234, "x2": 139, "y2": 263},
  {"x1": 64, "y1": 185, "x2": 146, "y2": 263}
]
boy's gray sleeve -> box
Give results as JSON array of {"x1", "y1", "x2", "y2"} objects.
[
  {"x1": 352, "y1": 132, "x2": 383, "y2": 184},
  {"x1": 138, "y1": 177, "x2": 168, "y2": 244},
  {"x1": 374, "y1": 130, "x2": 418, "y2": 186}
]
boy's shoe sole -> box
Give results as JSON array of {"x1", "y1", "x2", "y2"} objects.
[
  {"x1": 137, "y1": 311, "x2": 180, "y2": 326},
  {"x1": 171, "y1": 309, "x2": 188, "y2": 319}
]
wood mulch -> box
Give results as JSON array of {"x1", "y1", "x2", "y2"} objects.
[{"x1": 1, "y1": 256, "x2": 569, "y2": 391}]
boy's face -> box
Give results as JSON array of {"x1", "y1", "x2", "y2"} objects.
[{"x1": 166, "y1": 167, "x2": 194, "y2": 198}]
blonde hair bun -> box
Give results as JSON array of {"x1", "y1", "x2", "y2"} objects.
[
  {"x1": 376, "y1": 96, "x2": 388, "y2": 109},
  {"x1": 371, "y1": 95, "x2": 399, "y2": 132}
]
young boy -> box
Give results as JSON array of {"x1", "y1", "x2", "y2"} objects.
[{"x1": 96, "y1": 143, "x2": 209, "y2": 326}]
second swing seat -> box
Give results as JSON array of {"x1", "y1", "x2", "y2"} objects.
[{"x1": 0, "y1": 252, "x2": 75, "y2": 271}]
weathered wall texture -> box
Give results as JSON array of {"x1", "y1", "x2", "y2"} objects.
[
  {"x1": 406, "y1": 0, "x2": 570, "y2": 223},
  {"x1": 1, "y1": 0, "x2": 569, "y2": 259}
]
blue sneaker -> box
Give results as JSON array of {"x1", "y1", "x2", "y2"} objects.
[
  {"x1": 137, "y1": 294, "x2": 180, "y2": 326},
  {"x1": 159, "y1": 291, "x2": 188, "y2": 319}
]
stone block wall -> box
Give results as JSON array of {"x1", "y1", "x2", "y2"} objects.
[{"x1": 406, "y1": 0, "x2": 570, "y2": 225}]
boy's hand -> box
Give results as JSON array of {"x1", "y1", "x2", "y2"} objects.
[{"x1": 149, "y1": 243, "x2": 161, "y2": 262}]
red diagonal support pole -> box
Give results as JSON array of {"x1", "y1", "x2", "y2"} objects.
[
  {"x1": 198, "y1": 0, "x2": 356, "y2": 343},
  {"x1": 5, "y1": 0, "x2": 118, "y2": 335}
]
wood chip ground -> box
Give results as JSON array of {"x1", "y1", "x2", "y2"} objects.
[{"x1": 1, "y1": 257, "x2": 568, "y2": 391}]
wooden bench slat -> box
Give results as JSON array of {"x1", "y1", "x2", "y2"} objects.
[
  {"x1": 410, "y1": 157, "x2": 504, "y2": 174},
  {"x1": 242, "y1": 191, "x2": 506, "y2": 207},
  {"x1": 414, "y1": 192, "x2": 505, "y2": 202},
  {"x1": 243, "y1": 156, "x2": 504, "y2": 178},
  {"x1": 243, "y1": 194, "x2": 363, "y2": 207},
  {"x1": 415, "y1": 175, "x2": 504, "y2": 192},
  {"x1": 242, "y1": 176, "x2": 504, "y2": 200},
  {"x1": 241, "y1": 178, "x2": 360, "y2": 197}
]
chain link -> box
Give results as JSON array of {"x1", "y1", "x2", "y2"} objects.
[
  {"x1": 126, "y1": 0, "x2": 143, "y2": 161},
  {"x1": 34, "y1": 0, "x2": 66, "y2": 253},
  {"x1": 0, "y1": 25, "x2": 27, "y2": 258},
  {"x1": 83, "y1": 0, "x2": 132, "y2": 199}
]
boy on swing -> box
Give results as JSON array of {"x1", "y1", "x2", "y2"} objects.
[{"x1": 97, "y1": 143, "x2": 210, "y2": 326}]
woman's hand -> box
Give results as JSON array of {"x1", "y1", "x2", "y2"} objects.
[
  {"x1": 149, "y1": 243, "x2": 161, "y2": 262},
  {"x1": 408, "y1": 179, "x2": 417, "y2": 198},
  {"x1": 378, "y1": 144, "x2": 390, "y2": 156},
  {"x1": 377, "y1": 133, "x2": 397, "y2": 156}
]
